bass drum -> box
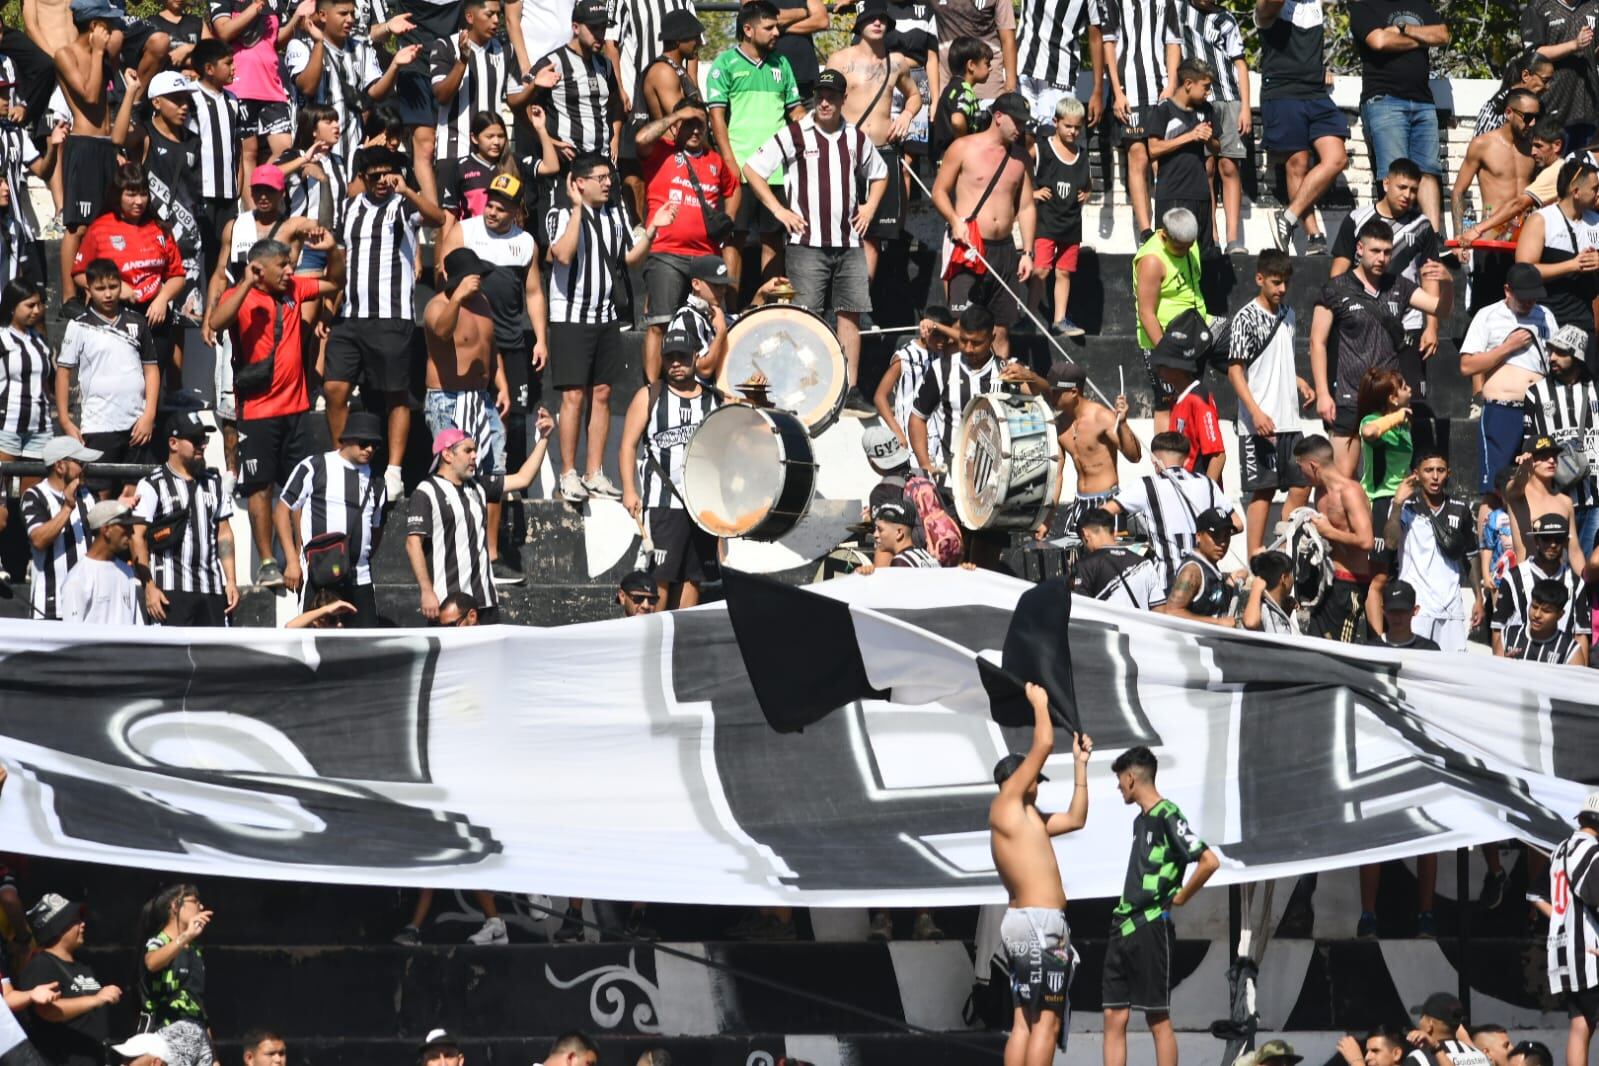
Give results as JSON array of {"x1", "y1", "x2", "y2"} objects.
[
  {"x1": 683, "y1": 404, "x2": 818, "y2": 542},
  {"x1": 716, "y1": 303, "x2": 847, "y2": 436},
  {"x1": 951, "y1": 392, "x2": 1062, "y2": 531}
]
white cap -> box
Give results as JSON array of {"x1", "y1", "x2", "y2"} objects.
[
  {"x1": 112, "y1": 1033, "x2": 173, "y2": 1062},
  {"x1": 86, "y1": 500, "x2": 134, "y2": 531},
  {"x1": 148, "y1": 70, "x2": 197, "y2": 100},
  {"x1": 1552, "y1": 323, "x2": 1590, "y2": 360},
  {"x1": 1582, "y1": 792, "x2": 1599, "y2": 818},
  {"x1": 860, "y1": 424, "x2": 909, "y2": 472}
]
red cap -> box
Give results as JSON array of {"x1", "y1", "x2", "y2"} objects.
[{"x1": 250, "y1": 164, "x2": 286, "y2": 192}]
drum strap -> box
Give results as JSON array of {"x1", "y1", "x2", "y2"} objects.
[{"x1": 640, "y1": 381, "x2": 728, "y2": 509}]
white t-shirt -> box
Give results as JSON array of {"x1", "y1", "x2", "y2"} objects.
[
  {"x1": 458, "y1": 216, "x2": 537, "y2": 268},
  {"x1": 519, "y1": 0, "x2": 575, "y2": 70},
  {"x1": 1460, "y1": 300, "x2": 1558, "y2": 377},
  {"x1": 1397, "y1": 498, "x2": 1467, "y2": 620},
  {"x1": 1228, "y1": 298, "x2": 1299, "y2": 434},
  {"x1": 58, "y1": 556, "x2": 146, "y2": 625},
  {"x1": 56, "y1": 309, "x2": 156, "y2": 434}
]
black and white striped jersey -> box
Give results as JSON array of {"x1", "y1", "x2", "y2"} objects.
[
  {"x1": 0, "y1": 122, "x2": 42, "y2": 240},
  {"x1": 0, "y1": 209, "x2": 28, "y2": 286},
  {"x1": 1502, "y1": 623, "x2": 1584, "y2": 664},
  {"x1": 1098, "y1": 0, "x2": 1183, "y2": 109},
  {"x1": 280, "y1": 450, "x2": 387, "y2": 585},
  {"x1": 407, "y1": 473, "x2": 504, "y2": 610},
  {"x1": 1017, "y1": 0, "x2": 1101, "y2": 90},
  {"x1": 1073, "y1": 545, "x2": 1169, "y2": 610},
  {"x1": 20, "y1": 481, "x2": 94, "y2": 620},
  {"x1": 1115, "y1": 466, "x2": 1236, "y2": 588},
  {"x1": 352, "y1": 0, "x2": 392, "y2": 40},
  {"x1": 1493, "y1": 559, "x2": 1592, "y2": 637},
  {"x1": 132, "y1": 465, "x2": 233, "y2": 595},
  {"x1": 276, "y1": 147, "x2": 352, "y2": 228},
  {"x1": 428, "y1": 35, "x2": 516, "y2": 163},
  {"x1": 189, "y1": 82, "x2": 243, "y2": 201},
  {"x1": 1474, "y1": 85, "x2": 1512, "y2": 138},
  {"x1": 745, "y1": 117, "x2": 888, "y2": 249},
  {"x1": 143, "y1": 126, "x2": 204, "y2": 275},
  {"x1": 609, "y1": 0, "x2": 695, "y2": 102},
  {"x1": 341, "y1": 192, "x2": 423, "y2": 320},
  {"x1": 911, "y1": 353, "x2": 1006, "y2": 464},
  {"x1": 1524, "y1": 376, "x2": 1599, "y2": 508},
  {"x1": 1549, "y1": 828, "x2": 1599, "y2": 993},
  {"x1": 640, "y1": 382, "x2": 721, "y2": 510},
  {"x1": 666, "y1": 301, "x2": 717, "y2": 357},
  {"x1": 1178, "y1": 5, "x2": 1245, "y2": 102},
  {"x1": 545, "y1": 201, "x2": 633, "y2": 324},
  {"x1": 283, "y1": 36, "x2": 384, "y2": 173},
  {"x1": 532, "y1": 45, "x2": 619, "y2": 156},
  {"x1": 890, "y1": 546, "x2": 941, "y2": 568},
  {"x1": 0, "y1": 326, "x2": 52, "y2": 437}
]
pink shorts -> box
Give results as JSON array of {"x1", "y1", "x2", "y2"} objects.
[{"x1": 1033, "y1": 238, "x2": 1080, "y2": 273}]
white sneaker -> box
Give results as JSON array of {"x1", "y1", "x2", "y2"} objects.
[
  {"x1": 384, "y1": 465, "x2": 404, "y2": 502},
  {"x1": 467, "y1": 915, "x2": 508, "y2": 945},
  {"x1": 222, "y1": 469, "x2": 238, "y2": 501},
  {"x1": 583, "y1": 471, "x2": 622, "y2": 498},
  {"x1": 559, "y1": 470, "x2": 589, "y2": 503}
]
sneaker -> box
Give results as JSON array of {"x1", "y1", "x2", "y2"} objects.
[
  {"x1": 1416, "y1": 910, "x2": 1438, "y2": 939},
  {"x1": 912, "y1": 912, "x2": 944, "y2": 941},
  {"x1": 868, "y1": 912, "x2": 893, "y2": 942},
  {"x1": 844, "y1": 386, "x2": 874, "y2": 414},
  {"x1": 1226, "y1": 240, "x2": 1249, "y2": 256},
  {"x1": 1355, "y1": 911, "x2": 1378, "y2": 939},
  {"x1": 1305, "y1": 234, "x2": 1329, "y2": 256},
  {"x1": 1052, "y1": 318, "x2": 1086, "y2": 338},
  {"x1": 582, "y1": 471, "x2": 622, "y2": 498},
  {"x1": 1479, "y1": 868, "x2": 1508, "y2": 910},
  {"x1": 553, "y1": 906, "x2": 585, "y2": 942},
  {"x1": 491, "y1": 558, "x2": 525, "y2": 586},
  {"x1": 559, "y1": 470, "x2": 589, "y2": 503},
  {"x1": 467, "y1": 915, "x2": 508, "y2": 945},
  {"x1": 384, "y1": 465, "x2": 404, "y2": 502},
  {"x1": 254, "y1": 560, "x2": 285, "y2": 589},
  {"x1": 222, "y1": 469, "x2": 238, "y2": 501},
  {"x1": 1271, "y1": 209, "x2": 1296, "y2": 252},
  {"x1": 56, "y1": 295, "x2": 86, "y2": 322},
  {"x1": 392, "y1": 924, "x2": 421, "y2": 946}
]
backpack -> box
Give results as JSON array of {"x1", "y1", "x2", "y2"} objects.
[{"x1": 904, "y1": 475, "x2": 963, "y2": 567}]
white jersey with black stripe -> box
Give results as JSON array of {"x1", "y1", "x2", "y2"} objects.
[
  {"x1": 534, "y1": 45, "x2": 618, "y2": 156},
  {"x1": 1550, "y1": 829, "x2": 1599, "y2": 993},
  {"x1": 20, "y1": 482, "x2": 95, "y2": 620},
  {"x1": 1099, "y1": 0, "x2": 1183, "y2": 109},
  {"x1": 1493, "y1": 559, "x2": 1591, "y2": 638},
  {"x1": 1178, "y1": 6, "x2": 1244, "y2": 102},
  {"x1": 911, "y1": 353, "x2": 1006, "y2": 463},
  {"x1": 428, "y1": 35, "x2": 515, "y2": 164},
  {"x1": 546, "y1": 202, "x2": 633, "y2": 324},
  {"x1": 280, "y1": 450, "x2": 387, "y2": 585},
  {"x1": 609, "y1": 0, "x2": 696, "y2": 100},
  {"x1": 1113, "y1": 467, "x2": 1236, "y2": 588},
  {"x1": 407, "y1": 473, "x2": 503, "y2": 610},
  {"x1": 0, "y1": 326, "x2": 53, "y2": 437},
  {"x1": 1017, "y1": 0, "x2": 1100, "y2": 90},
  {"x1": 283, "y1": 36, "x2": 383, "y2": 174},
  {"x1": 132, "y1": 465, "x2": 233, "y2": 595},
  {"x1": 1524, "y1": 376, "x2": 1599, "y2": 508},
  {"x1": 640, "y1": 382, "x2": 721, "y2": 510},
  {"x1": 188, "y1": 82, "x2": 242, "y2": 201},
  {"x1": 745, "y1": 117, "x2": 887, "y2": 250},
  {"x1": 0, "y1": 123, "x2": 42, "y2": 240},
  {"x1": 341, "y1": 192, "x2": 423, "y2": 320}
]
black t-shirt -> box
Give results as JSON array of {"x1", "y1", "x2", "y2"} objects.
[
  {"x1": 437, "y1": 153, "x2": 500, "y2": 219},
  {"x1": 931, "y1": 80, "x2": 984, "y2": 160},
  {"x1": 154, "y1": 11, "x2": 205, "y2": 49},
  {"x1": 1259, "y1": 0, "x2": 1330, "y2": 102},
  {"x1": 1348, "y1": 0, "x2": 1443, "y2": 102},
  {"x1": 1034, "y1": 137, "x2": 1091, "y2": 244},
  {"x1": 772, "y1": 0, "x2": 821, "y2": 93},
  {"x1": 17, "y1": 953, "x2": 110, "y2": 1066},
  {"x1": 1315, "y1": 271, "x2": 1419, "y2": 408},
  {"x1": 1150, "y1": 98, "x2": 1213, "y2": 202},
  {"x1": 1368, "y1": 631, "x2": 1442, "y2": 651}
]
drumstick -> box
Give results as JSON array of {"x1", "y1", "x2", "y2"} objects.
[{"x1": 1119, "y1": 366, "x2": 1125, "y2": 400}]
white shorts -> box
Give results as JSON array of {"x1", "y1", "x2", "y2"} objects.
[
  {"x1": 1019, "y1": 76, "x2": 1074, "y2": 131},
  {"x1": 1415, "y1": 612, "x2": 1468, "y2": 654},
  {"x1": 214, "y1": 332, "x2": 237, "y2": 422}
]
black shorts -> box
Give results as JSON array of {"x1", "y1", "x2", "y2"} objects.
[
  {"x1": 1567, "y1": 988, "x2": 1599, "y2": 1027},
  {"x1": 1101, "y1": 918, "x2": 1174, "y2": 1013},
  {"x1": 159, "y1": 589, "x2": 229, "y2": 627},
  {"x1": 388, "y1": 70, "x2": 438, "y2": 130},
  {"x1": 648, "y1": 507, "x2": 719, "y2": 585},
  {"x1": 1239, "y1": 431, "x2": 1310, "y2": 494},
  {"x1": 1154, "y1": 197, "x2": 1214, "y2": 252},
  {"x1": 1331, "y1": 402, "x2": 1360, "y2": 437},
  {"x1": 502, "y1": 330, "x2": 535, "y2": 412},
  {"x1": 327, "y1": 318, "x2": 423, "y2": 396},
  {"x1": 64, "y1": 135, "x2": 121, "y2": 228},
  {"x1": 237, "y1": 411, "x2": 318, "y2": 492},
  {"x1": 948, "y1": 236, "x2": 1022, "y2": 329},
  {"x1": 735, "y1": 182, "x2": 787, "y2": 236},
  {"x1": 1115, "y1": 106, "x2": 1151, "y2": 145},
  {"x1": 548, "y1": 320, "x2": 624, "y2": 390},
  {"x1": 1307, "y1": 576, "x2": 1370, "y2": 643},
  {"x1": 642, "y1": 254, "x2": 697, "y2": 326},
  {"x1": 237, "y1": 99, "x2": 294, "y2": 139},
  {"x1": 865, "y1": 144, "x2": 904, "y2": 240}
]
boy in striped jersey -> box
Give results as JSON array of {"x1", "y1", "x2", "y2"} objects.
[
  {"x1": 1501, "y1": 579, "x2": 1587, "y2": 664},
  {"x1": 1549, "y1": 793, "x2": 1599, "y2": 1066}
]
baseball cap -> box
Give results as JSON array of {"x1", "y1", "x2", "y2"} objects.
[
  {"x1": 853, "y1": 0, "x2": 895, "y2": 33},
  {"x1": 487, "y1": 173, "x2": 522, "y2": 203},
  {"x1": 167, "y1": 411, "x2": 214, "y2": 442},
  {"x1": 659, "y1": 8, "x2": 705, "y2": 41},
  {"x1": 814, "y1": 69, "x2": 847, "y2": 97},
  {"x1": 420, "y1": 1030, "x2": 460, "y2": 1055},
  {"x1": 1552, "y1": 323, "x2": 1590, "y2": 357},
  {"x1": 41, "y1": 437, "x2": 102, "y2": 465},
  {"x1": 113, "y1": 1034, "x2": 174, "y2": 1063},
  {"x1": 874, "y1": 500, "x2": 914, "y2": 527},
  {"x1": 1254, "y1": 1040, "x2": 1303, "y2": 1065},
  {"x1": 1383, "y1": 579, "x2": 1417, "y2": 611},
  {"x1": 1049, "y1": 361, "x2": 1087, "y2": 390},
  {"x1": 991, "y1": 92, "x2": 1032, "y2": 127},
  {"x1": 26, "y1": 893, "x2": 84, "y2": 944},
  {"x1": 1507, "y1": 262, "x2": 1548, "y2": 301},
  {"x1": 1532, "y1": 512, "x2": 1571, "y2": 538},
  {"x1": 1194, "y1": 507, "x2": 1233, "y2": 537},
  {"x1": 339, "y1": 410, "x2": 385, "y2": 445},
  {"x1": 619, "y1": 571, "x2": 656, "y2": 596},
  {"x1": 572, "y1": 0, "x2": 611, "y2": 26},
  {"x1": 147, "y1": 70, "x2": 197, "y2": 100},
  {"x1": 87, "y1": 501, "x2": 135, "y2": 531},
  {"x1": 1529, "y1": 434, "x2": 1560, "y2": 455},
  {"x1": 432, "y1": 428, "x2": 469, "y2": 458},
  {"x1": 442, "y1": 248, "x2": 491, "y2": 293},
  {"x1": 1412, "y1": 991, "x2": 1466, "y2": 1030},
  {"x1": 1580, "y1": 792, "x2": 1599, "y2": 820},
  {"x1": 686, "y1": 255, "x2": 731, "y2": 285},
  {"x1": 663, "y1": 328, "x2": 698, "y2": 357},
  {"x1": 993, "y1": 753, "x2": 1047, "y2": 786},
  {"x1": 249, "y1": 164, "x2": 287, "y2": 192},
  {"x1": 861, "y1": 424, "x2": 909, "y2": 472}
]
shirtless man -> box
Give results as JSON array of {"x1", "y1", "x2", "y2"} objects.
[
  {"x1": 30, "y1": 0, "x2": 169, "y2": 85},
  {"x1": 53, "y1": 1, "x2": 129, "y2": 308},
  {"x1": 1507, "y1": 437, "x2": 1586, "y2": 573},
  {"x1": 423, "y1": 247, "x2": 515, "y2": 579},
  {"x1": 1293, "y1": 433, "x2": 1376, "y2": 643},
  {"x1": 990, "y1": 681, "x2": 1092, "y2": 1066},
  {"x1": 638, "y1": 9, "x2": 704, "y2": 122},
  {"x1": 826, "y1": 0, "x2": 922, "y2": 278},
  {"x1": 1452, "y1": 89, "x2": 1539, "y2": 244},
  {"x1": 932, "y1": 90, "x2": 1036, "y2": 360},
  {"x1": 1015, "y1": 361, "x2": 1140, "y2": 539}
]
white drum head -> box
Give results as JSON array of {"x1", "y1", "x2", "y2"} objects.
[
  {"x1": 953, "y1": 399, "x2": 1008, "y2": 530},
  {"x1": 718, "y1": 305, "x2": 847, "y2": 435},
  {"x1": 683, "y1": 405, "x2": 784, "y2": 537}
]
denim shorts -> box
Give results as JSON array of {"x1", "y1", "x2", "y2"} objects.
[
  {"x1": 0, "y1": 427, "x2": 53, "y2": 458},
  {"x1": 1361, "y1": 95, "x2": 1441, "y2": 176},
  {"x1": 424, "y1": 388, "x2": 506, "y2": 474}
]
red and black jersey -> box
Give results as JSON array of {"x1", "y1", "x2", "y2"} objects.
[{"x1": 438, "y1": 153, "x2": 501, "y2": 220}]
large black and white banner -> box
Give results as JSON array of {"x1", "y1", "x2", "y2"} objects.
[{"x1": 1, "y1": 569, "x2": 1595, "y2": 906}]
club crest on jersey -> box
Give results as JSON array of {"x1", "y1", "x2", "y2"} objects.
[
  {"x1": 773, "y1": 68, "x2": 782, "y2": 82},
  {"x1": 110, "y1": 236, "x2": 126, "y2": 251}
]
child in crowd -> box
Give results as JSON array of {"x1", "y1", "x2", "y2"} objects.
[
  {"x1": 1031, "y1": 97, "x2": 1092, "y2": 337},
  {"x1": 930, "y1": 36, "x2": 990, "y2": 160},
  {"x1": 1358, "y1": 368, "x2": 1415, "y2": 532},
  {"x1": 1148, "y1": 58, "x2": 1219, "y2": 254},
  {"x1": 1180, "y1": 0, "x2": 1250, "y2": 254},
  {"x1": 874, "y1": 306, "x2": 957, "y2": 456}
]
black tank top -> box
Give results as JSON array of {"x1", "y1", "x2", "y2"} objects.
[
  {"x1": 1033, "y1": 137, "x2": 1091, "y2": 245},
  {"x1": 630, "y1": 56, "x2": 702, "y2": 125},
  {"x1": 1178, "y1": 551, "x2": 1235, "y2": 618}
]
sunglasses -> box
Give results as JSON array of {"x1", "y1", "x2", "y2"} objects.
[
  {"x1": 1511, "y1": 109, "x2": 1541, "y2": 119},
  {"x1": 628, "y1": 593, "x2": 659, "y2": 605}
]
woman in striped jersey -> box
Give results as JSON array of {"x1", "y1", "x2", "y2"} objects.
[{"x1": 0, "y1": 280, "x2": 56, "y2": 472}]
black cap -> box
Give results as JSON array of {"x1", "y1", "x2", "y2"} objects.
[
  {"x1": 1049, "y1": 361, "x2": 1086, "y2": 390},
  {"x1": 1194, "y1": 507, "x2": 1234, "y2": 537},
  {"x1": 339, "y1": 410, "x2": 386, "y2": 445},
  {"x1": 167, "y1": 411, "x2": 214, "y2": 442},
  {"x1": 659, "y1": 8, "x2": 704, "y2": 40},
  {"x1": 26, "y1": 894, "x2": 84, "y2": 945},
  {"x1": 420, "y1": 1030, "x2": 460, "y2": 1056},
  {"x1": 572, "y1": 0, "x2": 611, "y2": 27},
  {"x1": 993, "y1": 753, "x2": 1046, "y2": 786},
  {"x1": 686, "y1": 255, "x2": 731, "y2": 284},
  {"x1": 1507, "y1": 262, "x2": 1548, "y2": 301},
  {"x1": 814, "y1": 69, "x2": 847, "y2": 96},
  {"x1": 1529, "y1": 434, "x2": 1560, "y2": 455},
  {"x1": 1383, "y1": 579, "x2": 1417, "y2": 611},
  {"x1": 619, "y1": 570, "x2": 655, "y2": 595},
  {"x1": 873, "y1": 500, "x2": 914, "y2": 527},
  {"x1": 1532, "y1": 512, "x2": 1571, "y2": 538},
  {"x1": 853, "y1": 0, "x2": 895, "y2": 33},
  {"x1": 663, "y1": 328, "x2": 697, "y2": 357},
  {"x1": 1411, "y1": 992, "x2": 1466, "y2": 1030},
  {"x1": 443, "y1": 248, "x2": 491, "y2": 293},
  {"x1": 991, "y1": 92, "x2": 1032, "y2": 127}
]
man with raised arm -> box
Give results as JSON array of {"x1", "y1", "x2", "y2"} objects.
[{"x1": 990, "y1": 681, "x2": 1093, "y2": 1066}]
